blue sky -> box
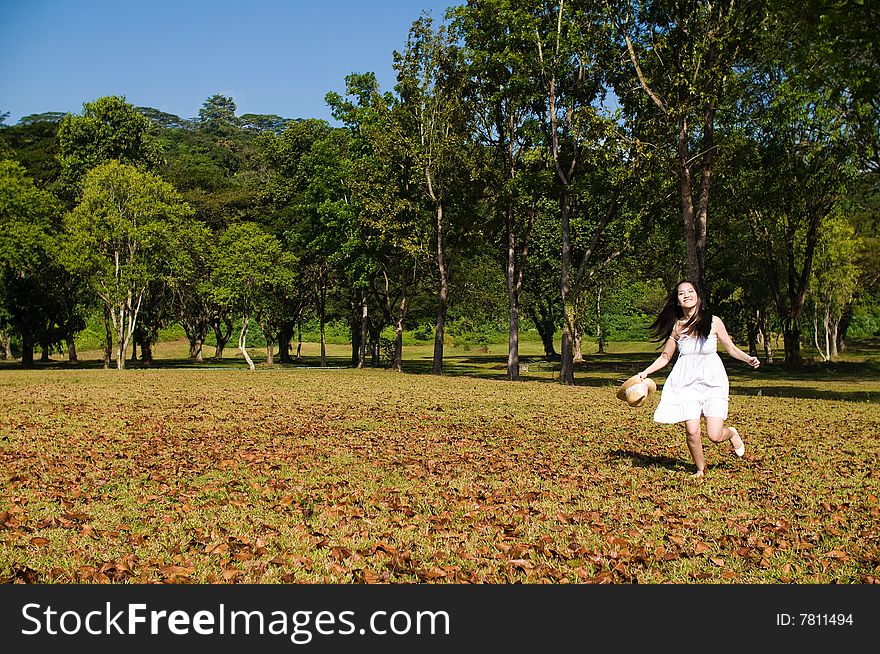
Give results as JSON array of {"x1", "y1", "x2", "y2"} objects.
[{"x1": 1, "y1": 0, "x2": 453, "y2": 125}]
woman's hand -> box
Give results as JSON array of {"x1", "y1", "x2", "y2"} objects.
[
  {"x1": 747, "y1": 356, "x2": 760, "y2": 369},
  {"x1": 638, "y1": 371, "x2": 648, "y2": 381}
]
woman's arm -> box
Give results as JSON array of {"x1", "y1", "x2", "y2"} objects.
[
  {"x1": 638, "y1": 334, "x2": 677, "y2": 380},
  {"x1": 714, "y1": 317, "x2": 760, "y2": 368}
]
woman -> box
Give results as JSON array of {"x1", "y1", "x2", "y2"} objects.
[{"x1": 638, "y1": 280, "x2": 760, "y2": 478}]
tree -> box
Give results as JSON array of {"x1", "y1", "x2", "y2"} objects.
[
  {"x1": 57, "y1": 96, "x2": 161, "y2": 203},
  {"x1": 394, "y1": 13, "x2": 475, "y2": 375},
  {"x1": 137, "y1": 107, "x2": 192, "y2": 130},
  {"x1": 0, "y1": 117, "x2": 62, "y2": 191},
  {"x1": 523, "y1": 0, "x2": 626, "y2": 384},
  {"x1": 64, "y1": 161, "x2": 194, "y2": 369},
  {"x1": 158, "y1": 95, "x2": 265, "y2": 233},
  {"x1": 198, "y1": 94, "x2": 240, "y2": 133},
  {"x1": 452, "y1": 0, "x2": 552, "y2": 380},
  {"x1": 210, "y1": 222, "x2": 295, "y2": 370},
  {"x1": 730, "y1": 26, "x2": 859, "y2": 367},
  {"x1": 811, "y1": 214, "x2": 861, "y2": 360},
  {"x1": 326, "y1": 74, "x2": 399, "y2": 368},
  {"x1": 171, "y1": 222, "x2": 215, "y2": 362},
  {"x1": 0, "y1": 160, "x2": 62, "y2": 366},
  {"x1": 610, "y1": 0, "x2": 762, "y2": 297},
  {"x1": 240, "y1": 113, "x2": 292, "y2": 135}
]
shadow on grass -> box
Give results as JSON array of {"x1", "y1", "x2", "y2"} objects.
[
  {"x1": 608, "y1": 449, "x2": 691, "y2": 473},
  {"x1": 730, "y1": 386, "x2": 877, "y2": 403},
  {"x1": 608, "y1": 449, "x2": 737, "y2": 474}
]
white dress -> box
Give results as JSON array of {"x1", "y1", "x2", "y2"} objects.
[{"x1": 653, "y1": 325, "x2": 729, "y2": 423}]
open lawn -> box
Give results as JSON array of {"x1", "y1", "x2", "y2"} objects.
[{"x1": 1, "y1": 339, "x2": 878, "y2": 583}]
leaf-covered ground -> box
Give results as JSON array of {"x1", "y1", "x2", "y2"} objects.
[{"x1": 1, "y1": 343, "x2": 878, "y2": 584}]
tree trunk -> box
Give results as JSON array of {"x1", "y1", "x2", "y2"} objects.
[
  {"x1": 573, "y1": 323, "x2": 583, "y2": 363},
  {"x1": 371, "y1": 330, "x2": 380, "y2": 368},
  {"x1": 295, "y1": 318, "x2": 303, "y2": 361},
  {"x1": 318, "y1": 280, "x2": 327, "y2": 368},
  {"x1": 266, "y1": 340, "x2": 274, "y2": 366},
  {"x1": 350, "y1": 299, "x2": 360, "y2": 367},
  {"x1": 432, "y1": 202, "x2": 449, "y2": 375},
  {"x1": 677, "y1": 111, "x2": 714, "y2": 297},
  {"x1": 837, "y1": 305, "x2": 852, "y2": 353},
  {"x1": 596, "y1": 286, "x2": 605, "y2": 354},
  {"x1": 830, "y1": 319, "x2": 840, "y2": 358},
  {"x1": 113, "y1": 306, "x2": 127, "y2": 371},
  {"x1": 507, "y1": 298, "x2": 520, "y2": 381},
  {"x1": 530, "y1": 305, "x2": 557, "y2": 358},
  {"x1": 813, "y1": 308, "x2": 828, "y2": 361},
  {"x1": 103, "y1": 306, "x2": 113, "y2": 369},
  {"x1": 393, "y1": 292, "x2": 409, "y2": 374},
  {"x1": 359, "y1": 295, "x2": 368, "y2": 368},
  {"x1": 0, "y1": 331, "x2": 7, "y2": 359},
  {"x1": 239, "y1": 316, "x2": 255, "y2": 370},
  {"x1": 823, "y1": 305, "x2": 832, "y2": 362},
  {"x1": 783, "y1": 323, "x2": 803, "y2": 369},
  {"x1": 65, "y1": 333, "x2": 78, "y2": 363},
  {"x1": 559, "y1": 187, "x2": 575, "y2": 385},
  {"x1": 433, "y1": 295, "x2": 447, "y2": 374},
  {"x1": 279, "y1": 322, "x2": 292, "y2": 364},
  {"x1": 21, "y1": 334, "x2": 35, "y2": 368},
  {"x1": 141, "y1": 340, "x2": 154, "y2": 367},
  {"x1": 757, "y1": 308, "x2": 773, "y2": 363},
  {"x1": 746, "y1": 315, "x2": 758, "y2": 358},
  {"x1": 212, "y1": 317, "x2": 232, "y2": 361},
  {"x1": 506, "y1": 206, "x2": 521, "y2": 381}
]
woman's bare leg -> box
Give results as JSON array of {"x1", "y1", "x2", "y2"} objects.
[
  {"x1": 684, "y1": 419, "x2": 705, "y2": 477},
  {"x1": 705, "y1": 417, "x2": 743, "y2": 450}
]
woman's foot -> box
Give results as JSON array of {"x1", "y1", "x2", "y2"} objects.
[
  {"x1": 691, "y1": 469, "x2": 705, "y2": 479},
  {"x1": 729, "y1": 427, "x2": 745, "y2": 457}
]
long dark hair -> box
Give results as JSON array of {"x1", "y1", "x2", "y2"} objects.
[{"x1": 649, "y1": 279, "x2": 713, "y2": 342}]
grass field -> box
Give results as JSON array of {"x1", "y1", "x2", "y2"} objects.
[{"x1": 1, "y1": 338, "x2": 878, "y2": 583}]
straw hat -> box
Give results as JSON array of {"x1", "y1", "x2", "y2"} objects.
[{"x1": 616, "y1": 374, "x2": 657, "y2": 407}]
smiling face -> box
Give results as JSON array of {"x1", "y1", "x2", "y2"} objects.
[{"x1": 677, "y1": 282, "x2": 700, "y2": 313}]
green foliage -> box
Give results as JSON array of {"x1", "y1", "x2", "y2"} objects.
[
  {"x1": 198, "y1": 94, "x2": 239, "y2": 133},
  {"x1": 57, "y1": 96, "x2": 162, "y2": 202},
  {"x1": 63, "y1": 161, "x2": 194, "y2": 367},
  {"x1": 0, "y1": 159, "x2": 63, "y2": 356},
  {"x1": 0, "y1": 118, "x2": 62, "y2": 191},
  {"x1": 210, "y1": 221, "x2": 296, "y2": 316},
  {"x1": 155, "y1": 96, "x2": 265, "y2": 231},
  {"x1": 812, "y1": 214, "x2": 861, "y2": 323},
  {"x1": 847, "y1": 301, "x2": 880, "y2": 339},
  {"x1": 4, "y1": 3, "x2": 877, "y2": 371},
  {"x1": 0, "y1": 160, "x2": 59, "y2": 271}
]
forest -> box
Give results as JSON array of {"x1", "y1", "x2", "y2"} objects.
[{"x1": 1, "y1": 0, "x2": 878, "y2": 381}]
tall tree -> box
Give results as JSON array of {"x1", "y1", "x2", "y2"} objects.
[
  {"x1": 210, "y1": 222, "x2": 295, "y2": 370},
  {"x1": 452, "y1": 0, "x2": 550, "y2": 380},
  {"x1": 64, "y1": 162, "x2": 194, "y2": 370},
  {"x1": 810, "y1": 214, "x2": 861, "y2": 360},
  {"x1": 610, "y1": 0, "x2": 762, "y2": 297},
  {"x1": 0, "y1": 160, "x2": 62, "y2": 366},
  {"x1": 198, "y1": 94, "x2": 240, "y2": 133},
  {"x1": 732, "y1": 80, "x2": 857, "y2": 366},
  {"x1": 528, "y1": 0, "x2": 619, "y2": 384},
  {"x1": 394, "y1": 13, "x2": 474, "y2": 375}
]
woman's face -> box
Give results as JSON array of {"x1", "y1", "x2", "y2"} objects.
[{"x1": 677, "y1": 283, "x2": 699, "y2": 311}]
